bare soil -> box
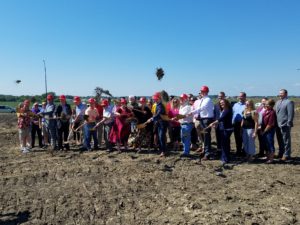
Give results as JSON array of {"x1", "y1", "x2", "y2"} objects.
[{"x1": 0, "y1": 113, "x2": 300, "y2": 225}]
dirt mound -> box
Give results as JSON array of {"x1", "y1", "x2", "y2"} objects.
[{"x1": 0, "y1": 113, "x2": 300, "y2": 224}]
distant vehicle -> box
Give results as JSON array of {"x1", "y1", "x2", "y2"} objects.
[{"x1": 0, "y1": 105, "x2": 16, "y2": 113}]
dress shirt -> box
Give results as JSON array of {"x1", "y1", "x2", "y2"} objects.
[
  {"x1": 75, "y1": 103, "x2": 87, "y2": 121},
  {"x1": 179, "y1": 103, "x2": 193, "y2": 124},
  {"x1": 103, "y1": 106, "x2": 114, "y2": 124},
  {"x1": 191, "y1": 96, "x2": 214, "y2": 118},
  {"x1": 232, "y1": 101, "x2": 245, "y2": 123}
]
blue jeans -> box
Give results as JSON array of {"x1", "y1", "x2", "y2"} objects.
[
  {"x1": 263, "y1": 128, "x2": 275, "y2": 153},
  {"x1": 83, "y1": 123, "x2": 98, "y2": 149},
  {"x1": 181, "y1": 123, "x2": 193, "y2": 155},
  {"x1": 46, "y1": 120, "x2": 57, "y2": 148},
  {"x1": 220, "y1": 129, "x2": 233, "y2": 163},
  {"x1": 157, "y1": 123, "x2": 167, "y2": 153}
]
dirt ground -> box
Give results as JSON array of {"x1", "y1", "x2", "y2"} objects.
[{"x1": 0, "y1": 112, "x2": 299, "y2": 225}]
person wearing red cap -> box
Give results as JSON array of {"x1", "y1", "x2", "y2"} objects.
[
  {"x1": 177, "y1": 94, "x2": 194, "y2": 157},
  {"x1": 39, "y1": 94, "x2": 57, "y2": 153},
  {"x1": 72, "y1": 96, "x2": 87, "y2": 145},
  {"x1": 191, "y1": 86, "x2": 214, "y2": 160},
  {"x1": 110, "y1": 98, "x2": 133, "y2": 151},
  {"x1": 147, "y1": 92, "x2": 168, "y2": 157},
  {"x1": 97, "y1": 99, "x2": 114, "y2": 152},
  {"x1": 95, "y1": 99, "x2": 104, "y2": 149},
  {"x1": 81, "y1": 98, "x2": 99, "y2": 151},
  {"x1": 55, "y1": 95, "x2": 72, "y2": 150}
]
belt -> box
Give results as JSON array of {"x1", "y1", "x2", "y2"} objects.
[{"x1": 182, "y1": 122, "x2": 193, "y2": 125}]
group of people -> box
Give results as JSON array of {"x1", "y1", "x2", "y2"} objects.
[{"x1": 16, "y1": 86, "x2": 295, "y2": 165}]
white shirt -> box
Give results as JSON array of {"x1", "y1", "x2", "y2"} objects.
[
  {"x1": 191, "y1": 96, "x2": 214, "y2": 118},
  {"x1": 103, "y1": 106, "x2": 114, "y2": 124},
  {"x1": 179, "y1": 103, "x2": 193, "y2": 124}
]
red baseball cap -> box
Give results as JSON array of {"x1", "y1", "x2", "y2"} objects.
[
  {"x1": 88, "y1": 98, "x2": 96, "y2": 104},
  {"x1": 152, "y1": 92, "x2": 161, "y2": 100},
  {"x1": 200, "y1": 85, "x2": 209, "y2": 93},
  {"x1": 59, "y1": 95, "x2": 66, "y2": 100},
  {"x1": 73, "y1": 96, "x2": 81, "y2": 103},
  {"x1": 180, "y1": 93, "x2": 188, "y2": 101},
  {"x1": 101, "y1": 99, "x2": 109, "y2": 107}
]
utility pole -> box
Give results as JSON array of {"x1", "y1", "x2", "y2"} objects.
[{"x1": 43, "y1": 59, "x2": 48, "y2": 98}]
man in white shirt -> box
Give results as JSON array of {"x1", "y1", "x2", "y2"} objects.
[
  {"x1": 83, "y1": 98, "x2": 99, "y2": 151},
  {"x1": 178, "y1": 94, "x2": 194, "y2": 157},
  {"x1": 100, "y1": 99, "x2": 114, "y2": 152},
  {"x1": 191, "y1": 86, "x2": 214, "y2": 160}
]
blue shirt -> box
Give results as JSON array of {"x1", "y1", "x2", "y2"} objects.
[
  {"x1": 232, "y1": 102, "x2": 245, "y2": 123},
  {"x1": 75, "y1": 103, "x2": 87, "y2": 121},
  {"x1": 43, "y1": 103, "x2": 56, "y2": 120},
  {"x1": 152, "y1": 102, "x2": 166, "y2": 122}
]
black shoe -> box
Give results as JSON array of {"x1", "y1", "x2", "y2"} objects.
[
  {"x1": 256, "y1": 153, "x2": 265, "y2": 158},
  {"x1": 79, "y1": 147, "x2": 87, "y2": 151},
  {"x1": 180, "y1": 153, "x2": 190, "y2": 158}
]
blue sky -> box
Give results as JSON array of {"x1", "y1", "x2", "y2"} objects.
[{"x1": 0, "y1": 0, "x2": 299, "y2": 97}]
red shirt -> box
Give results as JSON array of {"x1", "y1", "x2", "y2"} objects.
[
  {"x1": 262, "y1": 109, "x2": 276, "y2": 129},
  {"x1": 95, "y1": 104, "x2": 103, "y2": 119}
]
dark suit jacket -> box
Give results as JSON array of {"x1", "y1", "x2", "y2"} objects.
[
  {"x1": 55, "y1": 104, "x2": 72, "y2": 123},
  {"x1": 275, "y1": 98, "x2": 294, "y2": 127}
]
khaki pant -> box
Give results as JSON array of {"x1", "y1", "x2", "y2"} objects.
[{"x1": 19, "y1": 127, "x2": 31, "y2": 148}]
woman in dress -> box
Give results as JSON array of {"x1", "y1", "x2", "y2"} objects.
[
  {"x1": 17, "y1": 100, "x2": 34, "y2": 153},
  {"x1": 241, "y1": 100, "x2": 258, "y2": 162},
  {"x1": 110, "y1": 98, "x2": 133, "y2": 151}
]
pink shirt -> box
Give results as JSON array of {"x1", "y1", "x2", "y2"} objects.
[
  {"x1": 168, "y1": 107, "x2": 180, "y2": 127},
  {"x1": 85, "y1": 107, "x2": 99, "y2": 123}
]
